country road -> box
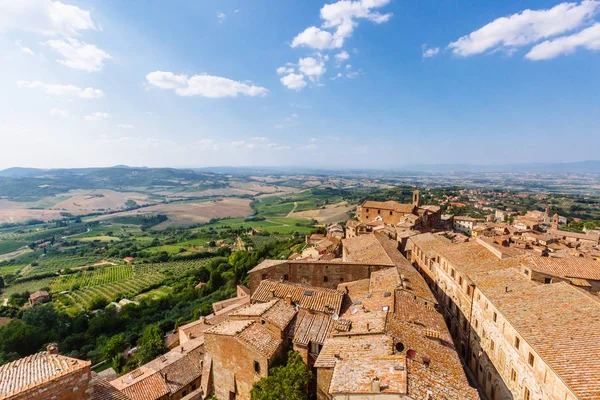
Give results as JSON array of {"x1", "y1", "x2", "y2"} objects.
[{"x1": 286, "y1": 201, "x2": 298, "y2": 218}]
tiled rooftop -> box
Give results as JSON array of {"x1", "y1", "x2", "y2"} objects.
[
  {"x1": 527, "y1": 255, "x2": 600, "y2": 280},
  {"x1": 287, "y1": 309, "x2": 334, "y2": 346},
  {"x1": 0, "y1": 352, "x2": 91, "y2": 398},
  {"x1": 235, "y1": 322, "x2": 282, "y2": 358},
  {"x1": 329, "y1": 356, "x2": 407, "y2": 395},
  {"x1": 479, "y1": 277, "x2": 600, "y2": 399},
  {"x1": 361, "y1": 200, "x2": 415, "y2": 214},
  {"x1": 342, "y1": 234, "x2": 396, "y2": 265},
  {"x1": 252, "y1": 280, "x2": 344, "y2": 315}
]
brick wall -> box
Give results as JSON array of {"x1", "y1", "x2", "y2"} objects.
[
  {"x1": 316, "y1": 368, "x2": 333, "y2": 400},
  {"x1": 249, "y1": 262, "x2": 390, "y2": 294},
  {"x1": 204, "y1": 333, "x2": 282, "y2": 400},
  {"x1": 10, "y1": 367, "x2": 92, "y2": 400}
]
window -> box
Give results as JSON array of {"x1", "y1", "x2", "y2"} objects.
[
  {"x1": 475, "y1": 319, "x2": 479, "y2": 329},
  {"x1": 514, "y1": 337, "x2": 521, "y2": 350},
  {"x1": 477, "y1": 293, "x2": 481, "y2": 301},
  {"x1": 323, "y1": 276, "x2": 328, "y2": 283},
  {"x1": 528, "y1": 352, "x2": 535, "y2": 367},
  {"x1": 524, "y1": 387, "x2": 531, "y2": 400},
  {"x1": 390, "y1": 211, "x2": 393, "y2": 216},
  {"x1": 511, "y1": 368, "x2": 517, "y2": 382},
  {"x1": 339, "y1": 277, "x2": 344, "y2": 282},
  {"x1": 544, "y1": 277, "x2": 552, "y2": 284},
  {"x1": 459, "y1": 276, "x2": 463, "y2": 286},
  {"x1": 450, "y1": 269, "x2": 455, "y2": 278},
  {"x1": 490, "y1": 339, "x2": 495, "y2": 353},
  {"x1": 254, "y1": 361, "x2": 261, "y2": 373},
  {"x1": 378, "y1": 209, "x2": 380, "y2": 214},
  {"x1": 283, "y1": 274, "x2": 289, "y2": 281},
  {"x1": 183, "y1": 390, "x2": 188, "y2": 397},
  {"x1": 192, "y1": 384, "x2": 197, "y2": 391},
  {"x1": 493, "y1": 312, "x2": 497, "y2": 323},
  {"x1": 261, "y1": 274, "x2": 267, "y2": 280}
]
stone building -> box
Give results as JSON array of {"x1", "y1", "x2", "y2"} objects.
[
  {"x1": 453, "y1": 216, "x2": 479, "y2": 236},
  {"x1": 109, "y1": 340, "x2": 204, "y2": 400},
  {"x1": 407, "y1": 232, "x2": 600, "y2": 400},
  {"x1": 28, "y1": 290, "x2": 50, "y2": 306},
  {"x1": 0, "y1": 344, "x2": 92, "y2": 400}
]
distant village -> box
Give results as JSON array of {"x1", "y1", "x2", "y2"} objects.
[{"x1": 3, "y1": 190, "x2": 600, "y2": 400}]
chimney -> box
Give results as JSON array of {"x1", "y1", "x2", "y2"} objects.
[
  {"x1": 371, "y1": 376, "x2": 381, "y2": 393},
  {"x1": 366, "y1": 322, "x2": 370, "y2": 331},
  {"x1": 269, "y1": 289, "x2": 276, "y2": 299},
  {"x1": 46, "y1": 343, "x2": 59, "y2": 355},
  {"x1": 285, "y1": 295, "x2": 292, "y2": 305}
]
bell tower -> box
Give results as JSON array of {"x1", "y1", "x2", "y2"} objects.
[
  {"x1": 412, "y1": 190, "x2": 420, "y2": 207},
  {"x1": 552, "y1": 213, "x2": 559, "y2": 230}
]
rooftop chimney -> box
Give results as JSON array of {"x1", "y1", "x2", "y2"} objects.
[
  {"x1": 285, "y1": 295, "x2": 292, "y2": 305},
  {"x1": 371, "y1": 376, "x2": 381, "y2": 393},
  {"x1": 269, "y1": 289, "x2": 276, "y2": 299},
  {"x1": 46, "y1": 343, "x2": 59, "y2": 355}
]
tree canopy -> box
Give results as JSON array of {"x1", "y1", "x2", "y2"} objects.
[{"x1": 251, "y1": 351, "x2": 311, "y2": 400}]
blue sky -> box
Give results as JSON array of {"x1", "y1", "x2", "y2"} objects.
[{"x1": 0, "y1": 0, "x2": 599, "y2": 169}]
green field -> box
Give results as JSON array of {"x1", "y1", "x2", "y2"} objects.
[
  {"x1": 51, "y1": 265, "x2": 134, "y2": 292},
  {"x1": 135, "y1": 285, "x2": 173, "y2": 301},
  {"x1": 199, "y1": 217, "x2": 315, "y2": 234}
]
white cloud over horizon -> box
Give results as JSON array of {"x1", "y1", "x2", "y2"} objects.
[
  {"x1": 146, "y1": 71, "x2": 268, "y2": 98},
  {"x1": 17, "y1": 80, "x2": 104, "y2": 99},
  {"x1": 84, "y1": 112, "x2": 110, "y2": 121}
]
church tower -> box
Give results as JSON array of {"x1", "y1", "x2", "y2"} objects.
[
  {"x1": 412, "y1": 190, "x2": 420, "y2": 207},
  {"x1": 552, "y1": 213, "x2": 559, "y2": 230}
]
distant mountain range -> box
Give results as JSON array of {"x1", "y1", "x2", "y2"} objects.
[{"x1": 1, "y1": 160, "x2": 600, "y2": 178}]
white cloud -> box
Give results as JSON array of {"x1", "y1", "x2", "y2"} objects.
[
  {"x1": 84, "y1": 112, "x2": 110, "y2": 121},
  {"x1": 334, "y1": 50, "x2": 350, "y2": 65},
  {"x1": 231, "y1": 140, "x2": 246, "y2": 147},
  {"x1": 0, "y1": 0, "x2": 96, "y2": 36},
  {"x1": 330, "y1": 72, "x2": 343, "y2": 80},
  {"x1": 276, "y1": 66, "x2": 295, "y2": 75},
  {"x1": 300, "y1": 143, "x2": 318, "y2": 150},
  {"x1": 117, "y1": 124, "x2": 134, "y2": 129},
  {"x1": 217, "y1": 12, "x2": 226, "y2": 23},
  {"x1": 146, "y1": 71, "x2": 268, "y2": 98},
  {"x1": 49, "y1": 108, "x2": 70, "y2": 117},
  {"x1": 526, "y1": 22, "x2": 600, "y2": 59},
  {"x1": 346, "y1": 71, "x2": 359, "y2": 79},
  {"x1": 346, "y1": 64, "x2": 352, "y2": 69},
  {"x1": 17, "y1": 80, "x2": 104, "y2": 99},
  {"x1": 291, "y1": 0, "x2": 392, "y2": 50},
  {"x1": 44, "y1": 38, "x2": 111, "y2": 72},
  {"x1": 15, "y1": 40, "x2": 35, "y2": 55},
  {"x1": 252, "y1": 136, "x2": 269, "y2": 142},
  {"x1": 280, "y1": 73, "x2": 307, "y2": 91},
  {"x1": 197, "y1": 138, "x2": 218, "y2": 151},
  {"x1": 267, "y1": 143, "x2": 291, "y2": 150},
  {"x1": 448, "y1": 0, "x2": 599, "y2": 56},
  {"x1": 298, "y1": 56, "x2": 326, "y2": 81},
  {"x1": 422, "y1": 46, "x2": 440, "y2": 58},
  {"x1": 234, "y1": 9, "x2": 240, "y2": 13}
]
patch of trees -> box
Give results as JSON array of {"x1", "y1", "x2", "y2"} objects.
[{"x1": 251, "y1": 351, "x2": 311, "y2": 400}]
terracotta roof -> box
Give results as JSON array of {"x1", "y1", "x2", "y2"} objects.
[
  {"x1": 248, "y1": 259, "x2": 287, "y2": 273},
  {"x1": 329, "y1": 356, "x2": 407, "y2": 395},
  {"x1": 0, "y1": 352, "x2": 91, "y2": 398},
  {"x1": 29, "y1": 290, "x2": 49, "y2": 300},
  {"x1": 527, "y1": 255, "x2": 600, "y2": 280},
  {"x1": 314, "y1": 335, "x2": 394, "y2": 368},
  {"x1": 252, "y1": 280, "x2": 344, "y2": 315},
  {"x1": 235, "y1": 321, "x2": 282, "y2": 358},
  {"x1": 115, "y1": 372, "x2": 170, "y2": 400},
  {"x1": 546, "y1": 229, "x2": 600, "y2": 242},
  {"x1": 342, "y1": 234, "x2": 395, "y2": 265},
  {"x1": 92, "y1": 375, "x2": 131, "y2": 400},
  {"x1": 205, "y1": 319, "x2": 253, "y2": 336},
  {"x1": 477, "y1": 271, "x2": 600, "y2": 399},
  {"x1": 387, "y1": 297, "x2": 479, "y2": 400},
  {"x1": 159, "y1": 355, "x2": 202, "y2": 394},
  {"x1": 361, "y1": 200, "x2": 416, "y2": 214},
  {"x1": 287, "y1": 309, "x2": 334, "y2": 346},
  {"x1": 230, "y1": 299, "x2": 297, "y2": 330}
]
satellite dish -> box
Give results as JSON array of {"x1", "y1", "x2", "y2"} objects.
[
  {"x1": 351, "y1": 306, "x2": 358, "y2": 314},
  {"x1": 332, "y1": 313, "x2": 339, "y2": 321}
]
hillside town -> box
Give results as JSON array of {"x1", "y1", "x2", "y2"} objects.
[{"x1": 2, "y1": 190, "x2": 600, "y2": 400}]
